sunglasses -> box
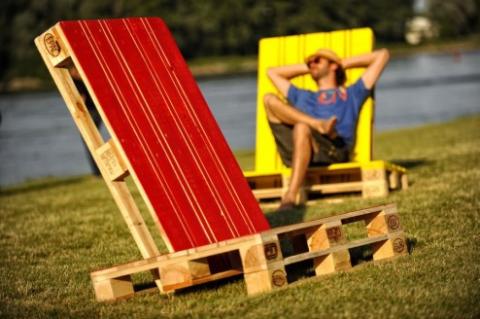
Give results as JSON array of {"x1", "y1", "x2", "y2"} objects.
[{"x1": 307, "y1": 56, "x2": 322, "y2": 67}]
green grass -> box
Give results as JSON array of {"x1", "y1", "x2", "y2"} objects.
[{"x1": 1, "y1": 116, "x2": 479, "y2": 318}]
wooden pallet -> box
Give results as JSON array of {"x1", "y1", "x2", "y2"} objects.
[
  {"x1": 245, "y1": 161, "x2": 408, "y2": 201},
  {"x1": 91, "y1": 203, "x2": 407, "y2": 301}
]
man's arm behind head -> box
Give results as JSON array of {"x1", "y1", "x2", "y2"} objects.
[
  {"x1": 341, "y1": 49, "x2": 390, "y2": 89},
  {"x1": 266, "y1": 63, "x2": 310, "y2": 98}
]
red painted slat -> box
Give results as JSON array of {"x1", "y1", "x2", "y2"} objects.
[{"x1": 59, "y1": 18, "x2": 270, "y2": 251}]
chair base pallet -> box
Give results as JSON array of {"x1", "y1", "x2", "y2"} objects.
[
  {"x1": 245, "y1": 161, "x2": 408, "y2": 200},
  {"x1": 91, "y1": 204, "x2": 407, "y2": 302}
]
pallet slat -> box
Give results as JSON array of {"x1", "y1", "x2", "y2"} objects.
[{"x1": 283, "y1": 234, "x2": 390, "y2": 266}]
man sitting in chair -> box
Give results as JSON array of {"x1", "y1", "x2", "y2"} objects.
[{"x1": 264, "y1": 48, "x2": 390, "y2": 210}]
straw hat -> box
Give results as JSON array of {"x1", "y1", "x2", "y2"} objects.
[{"x1": 305, "y1": 48, "x2": 342, "y2": 65}]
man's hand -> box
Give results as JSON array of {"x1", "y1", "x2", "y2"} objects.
[
  {"x1": 341, "y1": 49, "x2": 390, "y2": 89},
  {"x1": 266, "y1": 64, "x2": 310, "y2": 97}
]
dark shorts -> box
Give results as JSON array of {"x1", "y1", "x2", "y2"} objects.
[{"x1": 269, "y1": 122, "x2": 350, "y2": 167}]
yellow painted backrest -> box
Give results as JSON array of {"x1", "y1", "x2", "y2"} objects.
[{"x1": 255, "y1": 28, "x2": 374, "y2": 172}]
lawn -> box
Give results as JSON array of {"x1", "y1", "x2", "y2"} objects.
[{"x1": 1, "y1": 116, "x2": 479, "y2": 318}]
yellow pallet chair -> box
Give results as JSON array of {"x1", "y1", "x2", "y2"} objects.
[{"x1": 244, "y1": 28, "x2": 408, "y2": 201}]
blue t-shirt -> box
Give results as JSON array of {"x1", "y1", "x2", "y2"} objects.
[{"x1": 287, "y1": 78, "x2": 371, "y2": 146}]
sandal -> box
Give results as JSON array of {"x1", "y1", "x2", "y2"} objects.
[{"x1": 275, "y1": 201, "x2": 297, "y2": 212}]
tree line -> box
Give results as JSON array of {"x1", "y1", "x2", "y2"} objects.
[{"x1": 1, "y1": 0, "x2": 479, "y2": 91}]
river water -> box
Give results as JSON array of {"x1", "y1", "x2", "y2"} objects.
[{"x1": 1, "y1": 51, "x2": 480, "y2": 186}]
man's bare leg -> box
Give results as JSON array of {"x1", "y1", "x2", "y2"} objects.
[
  {"x1": 263, "y1": 93, "x2": 334, "y2": 208},
  {"x1": 264, "y1": 93, "x2": 336, "y2": 135},
  {"x1": 281, "y1": 122, "x2": 312, "y2": 205}
]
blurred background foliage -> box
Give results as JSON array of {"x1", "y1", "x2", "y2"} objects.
[{"x1": 0, "y1": 0, "x2": 479, "y2": 90}]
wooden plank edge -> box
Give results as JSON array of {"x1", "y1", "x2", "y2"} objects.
[
  {"x1": 161, "y1": 269, "x2": 243, "y2": 292},
  {"x1": 282, "y1": 233, "x2": 395, "y2": 266},
  {"x1": 91, "y1": 234, "x2": 261, "y2": 282},
  {"x1": 264, "y1": 204, "x2": 396, "y2": 236}
]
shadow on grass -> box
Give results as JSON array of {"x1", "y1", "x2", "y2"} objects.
[
  {"x1": 407, "y1": 237, "x2": 418, "y2": 255},
  {"x1": 0, "y1": 175, "x2": 91, "y2": 197},
  {"x1": 151, "y1": 275, "x2": 244, "y2": 298},
  {"x1": 285, "y1": 245, "x2": 377, "y2": 283},
  {"x1": 390, "y1": 158, "x2": 429, "y2": 169},
  {"x1": 265, "y1": 205, "x2": 307, "y2": 228}
]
